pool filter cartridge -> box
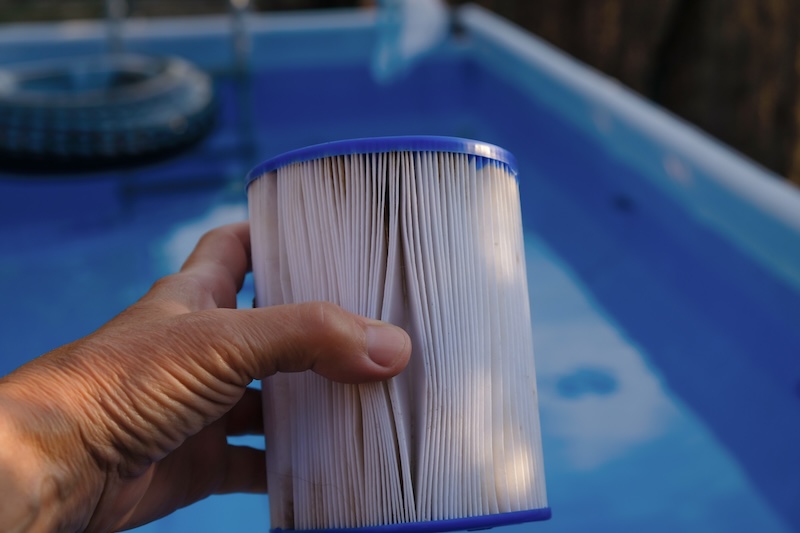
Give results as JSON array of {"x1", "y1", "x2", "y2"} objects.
[{"x1": 246, "y1": 136, "x2": 550, "y2": 532}]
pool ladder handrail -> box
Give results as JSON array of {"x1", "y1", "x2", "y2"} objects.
[{"x1": 104, "y1": 0, "x2": 252, "y2": 75}]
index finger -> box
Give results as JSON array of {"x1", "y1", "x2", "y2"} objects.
[
  {"x1": 176, "y1": 221, "x2": 252, "y2": 310},
  {"x1": 138, "y1": 221, "x2": 252, "y2": 314},
  {"x1": 182, "y1": 221, "x2": 251, "y2": 274}
]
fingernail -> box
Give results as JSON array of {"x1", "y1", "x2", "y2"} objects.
[{"x1": 365, "y1": 323, "x2": 408, "y2": 368}]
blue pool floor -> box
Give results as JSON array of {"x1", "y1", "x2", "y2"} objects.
[
  {"x1": 521, "y1": 235, "x2": 789, "y2": 533},
  {"x1": 0, "y1": 180, "x2": 785, "y2": 532}
]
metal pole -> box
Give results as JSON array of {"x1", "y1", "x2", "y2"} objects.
[{"x1": 105, "y1": 0, "x2": 128, "y2": 54}]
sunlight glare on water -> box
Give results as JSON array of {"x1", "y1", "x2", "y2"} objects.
[{"x1": 521, "y1": 234, "x2": 791, "y2": 533}]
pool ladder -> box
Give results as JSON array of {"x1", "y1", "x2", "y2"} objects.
[{"x1": 104, "y1": 0, "x2": 253, "y2": 75}]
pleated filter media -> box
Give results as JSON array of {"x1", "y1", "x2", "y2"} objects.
[{"x1": 246, "y1": 137, "x2": 549, "y2": 533}]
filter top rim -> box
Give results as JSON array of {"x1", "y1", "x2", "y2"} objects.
[{"x1": 245, "y1": 136, "x2": 518, "y2": 188}]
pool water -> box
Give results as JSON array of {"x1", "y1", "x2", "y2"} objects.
[
  {"x1": 1, "y1": 5, "x2": 799, "y2": 533},
  {"x1": 0, "y1": 177, "x2": 790, "y2": 533}
]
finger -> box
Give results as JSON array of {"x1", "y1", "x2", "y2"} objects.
[
  {"x1": 143, "y1": 223, "x2": 252, "y2": 312},
  {"x1": 175, "y1": 301, "x2": 411, "y2": 386},
  {"x1": 181, "y1": 222, "x2": 251, "y2": 277},
  {"x1": 181, "y1": 221, "x2": 251, "y2": 309},
  {"x1": 117, "y1": 443, "x2": 266, "y2": 529},
  {"x1": 216, "y1": 445, "x2": 267, "y2": 494},
  {"x1": 226, "y1": 387, "x2": 264, "y2": 436}
]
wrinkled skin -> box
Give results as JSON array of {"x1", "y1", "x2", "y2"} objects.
[{"x1": 0, "y1": 222, "x2": 411, "y2": 532}]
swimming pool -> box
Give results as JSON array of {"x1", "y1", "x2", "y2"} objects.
[{"x1": 1, "y1": 5, "x2": 799, "y2": 532}]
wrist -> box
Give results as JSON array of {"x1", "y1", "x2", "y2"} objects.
[
  {"x1": 0, "y1": 380, "x2": 97, "y2": 533},
  {"x1": 0, "y1": 397, "x2": 59, "y2": 532}
]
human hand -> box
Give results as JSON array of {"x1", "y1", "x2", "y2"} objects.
[{"x1": 0, "y1": 222, "x2": 411, "y2": 532}]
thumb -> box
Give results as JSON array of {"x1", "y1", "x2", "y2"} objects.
[{"x1": 173, "y1": 301, "x2": 411, "y2": 386}]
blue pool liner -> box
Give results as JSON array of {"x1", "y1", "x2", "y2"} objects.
[{"x1": 245, "y1": 135, "x2": 519, "y2": 188}]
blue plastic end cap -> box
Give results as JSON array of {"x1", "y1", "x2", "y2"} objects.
[
  {"x1": 270, "y1": 507, "x2": 551, "y2": 533},
  {"x1": 245, "y1": 136, "x2": 518, "y2": 188}
]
